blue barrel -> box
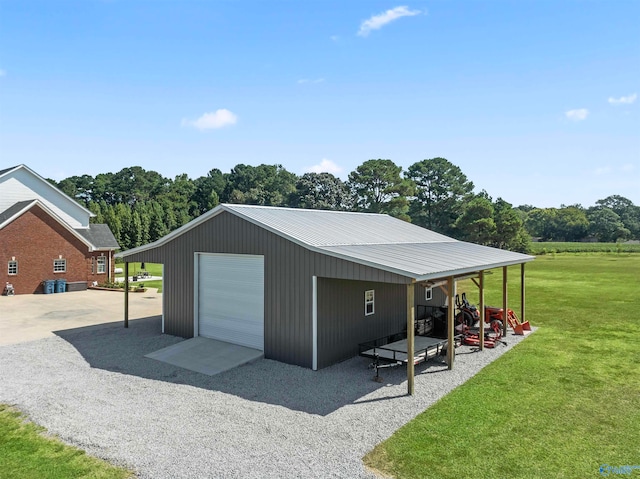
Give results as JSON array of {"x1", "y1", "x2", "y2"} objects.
[
  {"x1": 54, "y1": 279, "x2": 67, "y2": 293},
  {"x1": 43, "y1": 280, "x2": 55, "y2": 294}
]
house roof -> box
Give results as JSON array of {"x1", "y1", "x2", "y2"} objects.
[
  {"x1": 0, "y1": 200, "x2": 34, "y2": 226},
  {"x1": 0, "y1": 200, "x2": 119, "y2": 251},
  {"x1": 75, "y1": 224, "x2": 120, "y2": 250},
  {"x1": 117, "y1": 204, "x2": 533, "y2": 281},
  {"x1": 0, "y1": 165, "x2": 19, "y2": 177}
]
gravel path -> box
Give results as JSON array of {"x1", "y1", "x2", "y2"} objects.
[{"x1": 0, "y1": 318, "x2": 531, "y2": 478}]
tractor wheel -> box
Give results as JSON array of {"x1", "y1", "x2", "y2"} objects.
[{"x1": 456, "y1": 311, "x2": 475, "y2": 327}]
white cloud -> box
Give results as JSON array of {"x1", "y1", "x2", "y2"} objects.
[
  {"x1": 181, "y1": 109, "x2": 237, "y2": 130},
  {"x1": 593, "y1": 166, "x2": 611, "y2": 176},
  {"x1": 297, "y1": 78, "x2": 325, "y2": 84},
  {"x1": 358, "y1": 6, "x2": 422, "y2": 37},
  {"x1": 305, "y1": 159, "x2": 343, "y2": 174},
  {"x1": 330, "y1": 35, "x2": 340, "y2": 42},
  {"x1": 565, "y1": 108, "x2": 589, "y2": 121},
  {"x1": 608, "y1": 93, "x2": 637, "y2": 105},
  {"x1": 0, "y1": 69, "x2": 5, "y2": 77},
  {"x1": 620, "y1": 163, "x2": 635, "y2": 172}
]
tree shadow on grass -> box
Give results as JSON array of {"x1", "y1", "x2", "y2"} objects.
[{"x1": 54, "y1": 316, "x2": 451, "y2": 416}]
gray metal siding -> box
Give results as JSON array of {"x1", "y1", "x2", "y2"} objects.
[
  {"x1": 317, "y1": 278, "x2": 407, "y2": 369},
  {"x1": 120, "y1": 211, "x2": 411, "y2": 368},
  {"x1": 415, "y1": 283, "x2": 448, "y2": 310}
]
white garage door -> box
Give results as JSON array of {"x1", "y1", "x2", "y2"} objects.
[{"x1": 197, "y1": 253, "x2": 264, "y2": 351}]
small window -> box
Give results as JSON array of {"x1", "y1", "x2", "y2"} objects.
[
  {"x1": 53, "y1": 258, "x2": 66, "y2": 273},
  {"x1": 8, "y1": 260, "x2": 18, "y2": 275},
  {"x1": 97, "y1": 256, "x2": 106, "y2": 274},
  {"x1": 425, "y1": 287, "x2": 433, "y2": 301},
  {"x1": 365, "y1": 290, "x2": 375, "y2": 316}
]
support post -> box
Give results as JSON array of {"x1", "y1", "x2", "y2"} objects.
[
  {"x1": 479, "y1": 270, "x2": 485, "y2": 351},
  {"x1": 407, "y1": 282, "x2": 415, "y2": 396},
  {"x1": 521, "y1": 263, "x2": 526, "y2": 324},
  {"x1": 502, "y1": 266, "x2": 508, "y2": 336},
  {"x1": 447, "y1": 276, "x2": 455, "y2": 369},
  {"x1": 124, "y1": 262, "x2": 129, "y2": 328}
]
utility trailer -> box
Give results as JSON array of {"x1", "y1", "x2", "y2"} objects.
[{"x1": 359, "y1": 333, "x2": 462, "y2": 381}]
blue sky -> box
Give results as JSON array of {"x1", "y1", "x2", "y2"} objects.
[{"x1": 1, "y1": 1, "x2": 638, "y2": 208}]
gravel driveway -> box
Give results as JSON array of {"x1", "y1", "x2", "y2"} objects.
[{"x1": 0, "y1": 317, "x2": 530, "y2": 478}]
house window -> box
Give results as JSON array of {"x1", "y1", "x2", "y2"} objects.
[
  {"x1": 425, "y1": 287, "x2": 433, "y2": 301},
  {"x1": 365, "y1": 290, "x2": 375, "y2": 316},
  {"x1": 97, "y1": 256, "x2": 106, "y2": 274},
  {"x1": 8, "y1": 260, "x2": 18, "y2": 275},
  {"x1": 53, "y1": 259, "x2": 66, "y2": 273}
]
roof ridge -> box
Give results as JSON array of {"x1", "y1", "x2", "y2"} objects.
[{"x1": 223, "y1": 203, "x2": 387, "y2": 217}]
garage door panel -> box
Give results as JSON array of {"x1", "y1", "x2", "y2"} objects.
[{"x1": 197, "y1": 253, "x2": 264, "y2": 351}]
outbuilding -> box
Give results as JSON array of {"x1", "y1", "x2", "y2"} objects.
[{"x1": 116, "y1": 204, "x2": 533, "y2": 393}]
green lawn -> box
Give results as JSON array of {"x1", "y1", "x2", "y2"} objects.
[
  {"x1": 529, "y1": 241, "x2": 640, "y2": 254},
  {"x1": 114, "y1": 262, "x2": 163, "y2": 277},
  {"x1": 364, "y1": 253, "x2": 640, "y2": 479},
  {"x1": 114, "y1": 262, "x2": 163, "y2": 292},
  {"x1": 0, "y1": 405, "x2": 132, "y2": 479}
]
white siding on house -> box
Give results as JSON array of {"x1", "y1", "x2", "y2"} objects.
[{"x1": 0, "y1": 168, "x2": 90, "y2": 228}]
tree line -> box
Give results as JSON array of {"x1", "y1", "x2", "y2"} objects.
[{"x1": 54, "y1": 159, "x2": 639, "y2": 252}]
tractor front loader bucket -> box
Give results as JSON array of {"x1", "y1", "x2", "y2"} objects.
[{"x1": 507, "y1": 309, "x2": 531, "y2": 335}]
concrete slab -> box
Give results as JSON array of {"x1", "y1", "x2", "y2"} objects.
[
  {"x1": 0, "y1": 289, "x2": 162, "y2": 345},
  {"x1": 145, "y1": 337, "x2": 263, "y2": 376}
]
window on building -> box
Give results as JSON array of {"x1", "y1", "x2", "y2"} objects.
[
  {"x1": 8, "y1": 260, "x2": 18, "y2": 275},
  {"x1": 97, "y1": 256, "x2": 106, "y2": 274},
  {"x1": 365, "y1": 290, "x2": 375, "y2": 316},
  {"x1": 425, "y1": 287, "x2": 433, "y2": 301},
  {"x1": 53, "y1": 259, "x2": 66, "y2": 273}
]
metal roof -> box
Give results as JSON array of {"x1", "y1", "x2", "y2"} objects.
[
  {"x1": 224, "y1": 204, "x2": 454, "y2": 246},
  {"x1": 322, "y1": 242, "x2": 532, "y2": 281},
  {"x1": 118, "y1": 204, "x2": 533, "y2": 280}
]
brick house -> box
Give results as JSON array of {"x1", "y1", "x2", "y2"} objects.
[{"x1": 0, "y1": 165, "x2": 119, "y2": 294}]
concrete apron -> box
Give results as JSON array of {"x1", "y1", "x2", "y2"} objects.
[
  {"x1": 145, "y1": 337, "x2": 263, "y2": 376},
  {"x1": 0, "y1": 288, "x2": 162, "y2": 346}
]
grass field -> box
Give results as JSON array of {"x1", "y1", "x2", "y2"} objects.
[
  {"x1": 0, "y1": 405, "x2": 132, "y2": 479},
  {"x1": 529, "y1": 241, "x2": 640, "y2": 254},
  {"x1": 114, "y1": 262, "x2": 163, "y2": 292},
  {"x1": 364, "y1": 253, "x2": 640, "y2": 478}
]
